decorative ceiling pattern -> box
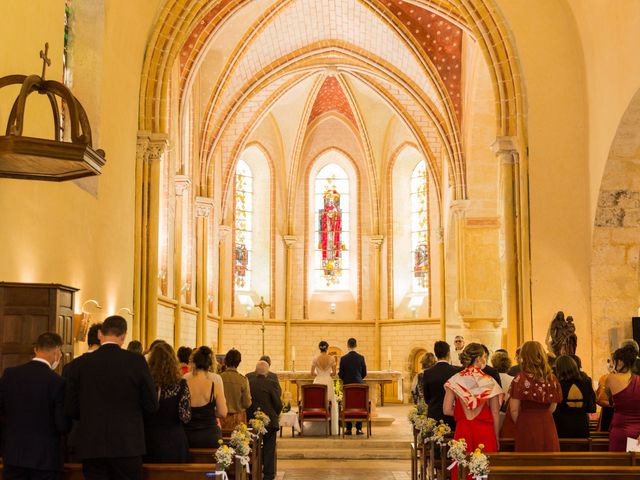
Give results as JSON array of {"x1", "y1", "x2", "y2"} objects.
[
  {"x1": 385, "y1": 0, "x2": 463, "y2": 120},
  {"x1": 205, "y1": 0, "x2": 446, "y2": 148},
  {"x1": 307, "y1": 76, "x2": 358, "y2": 127}
]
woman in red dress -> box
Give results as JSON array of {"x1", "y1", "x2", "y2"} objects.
[
  {"x1": 444, "y1": 343, "x2": 503, "y2": 479},
  {"x1": 509, "y1": 340, "x2": 562, "y2": 452}
]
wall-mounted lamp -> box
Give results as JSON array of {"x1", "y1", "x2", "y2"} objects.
[
  {"x1": 330, "y1": 303, "x2": 336, "y2": 315},
  {"x1": 117, "y1": 307, "x2": 134, "y2": 317},
  {"x1": 81, "y1": 299, "x2": 102, "y2": 313}
]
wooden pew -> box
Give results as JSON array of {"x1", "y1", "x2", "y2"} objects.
[
  {"x1": 0, "y1": 463, "x2": 247, "y2": 480},
  {"x1": 487, "y1": 466, "x2": 640, "y2": 479},
  {"x1": 499, "y1": 437, "x2": 609, "y2": 452},
  {"x1": 486, "y1": 451, "x2": 638, "y2": 467}
]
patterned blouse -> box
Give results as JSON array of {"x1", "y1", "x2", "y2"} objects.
[
  {"x1": 509, "y1": 372, "x2": 562, "y2": 405},
  {"x1": 160, "y1": 380, "x2": 192, "y2": 423}
]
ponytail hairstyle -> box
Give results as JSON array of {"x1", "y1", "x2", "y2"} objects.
[{"x1": 458, "y1": 343, "x2": 485, "y2": 368}]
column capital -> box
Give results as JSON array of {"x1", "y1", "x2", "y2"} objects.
[
  {"x1": 174, "y1": 175, "x2": 191, "y2": 196},
  {"x1": 218, "y1": 225, "x2": 232, "y2": 242},
  {"x1": 147, "y1": 133, "x2": 170, "y2": 162},
  {"x1": 491, "y1": 137, "x2": 519, "y2": 164},
  {"x1": 369, "y1": 235, "x2": 384, "y2": 248},
  {"x1": 195, "y1": 196, "x2": 214, "y2": 217},
  {"x1": 450, "y1": 199, "x2": 471, "y2": 213},
  {"x1": 283, "y1": 235, "x2": 297, "y2": 248}
]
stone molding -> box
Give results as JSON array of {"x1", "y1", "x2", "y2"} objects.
[
  {"x1": 283, "y1": 235, "x2": 297, "y2": 248},
  {"x1": 369, "y1": 235, "x2": 384, "y2": 248},
  {"x1": 195, "y1": 196, "x2": 214, "y2": 217},
  {"x1": 491, "y1": 136, "x2": 519, "y2": 164},
  {"x1": 174, "y1": 175, "x2": 191, "y2": 196}
]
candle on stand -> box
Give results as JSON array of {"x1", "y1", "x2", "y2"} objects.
[
  {"x1": 387, "y1": 346, "x2": 392, "y2": 371},
  {"x1": 291, "y1": 346, "x2": 296, "y2": 372}
]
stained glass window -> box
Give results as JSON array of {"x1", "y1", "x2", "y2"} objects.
[
  {"x1": 411, "y1": 161, "x2": 429, "y2": 291},
  {"x1": 314, "y1": 163, "x2": 349, "y2": 290},
  {"x1": 234, "y1": 160, "x2": 252, "y2": 290}
]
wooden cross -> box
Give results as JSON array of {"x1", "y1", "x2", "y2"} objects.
[{"x1": 40, "y1": 42, "x2": 51, "y2": 79}]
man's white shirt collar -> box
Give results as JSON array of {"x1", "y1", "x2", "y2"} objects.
[{"x1": 32, "y1": 357, "x2": 51, "y2": 368}]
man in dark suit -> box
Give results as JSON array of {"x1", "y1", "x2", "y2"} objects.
[
  {"x1": 247, "y1": 361, "x2": 282, "y2": 480},
  {"x1": 422, "y1": 340, "x2": 460, "y2": 429},
  {"x1": 246, "y1": 355, "x2": 279, "y2": 383},
  {"x1": 481, "y1": 344, "x2": 502, "y2": 387},
  {"x1": 0, "y1": 332, "x2": 70, "y2": 480},
  {"x1": 338, "y1": 337, "x2": 367, "y2": 435},
  {"x1": 65, "y1": 316, "x2": 158, "y2": 480},
  {"x1": 62, "y1": 323, "x2": 101, "y2": 461}
]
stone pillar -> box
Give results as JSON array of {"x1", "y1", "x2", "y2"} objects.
[
  {"x1": 491, "y1": 137, "x2": 520, "y2": 353},
  {"x1": 195, "y1": 196, "x2": 214, "y2": 346},
  {"x1": 438, "y1": 227, "x2": 446, "y2": 340},
  {"x1": 450, "y1": 200, "x2": 471, "y2": 319},
  {"x1": 135, "y1": 131, "x2": 168, "y2": 346},
  {"x1": 283, "y1": 235, "x2": 297, "y2": 369},
  {"x1": 370, "y1": 235, "x2": 384, "y2": 369},
  {"x1": 173, "y1": 175, "x2": 191, "y2": 346},
  {"x1": 133, "y1": 133, "x2": 150, "y2": 341},
  {"x1": 217, "y1": 225, "x2": 232, "y2": 352}
]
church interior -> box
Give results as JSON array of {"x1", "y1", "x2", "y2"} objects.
[{"x1": 1, "y1": 0, "x2": 640, "y2": 477}]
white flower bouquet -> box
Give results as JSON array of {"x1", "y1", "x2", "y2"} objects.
[
  {"x1": 447, "y1": 438, "x2": 468, "y2": 470},
  {"x1": 428, "y1": 420, "x2": 452, "y2": 446},
  {"x1": 214, "y1": 442, "x2": 236, "y2": 472},
  {"x1": 467, "y1": 444, "x2": 490, "y2": 479},
  {"x1": 249, "y1": 408, "x2": 270, "y2": 436}
]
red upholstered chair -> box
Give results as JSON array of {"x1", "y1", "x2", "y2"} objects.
[
  {"x1": 340, "y1": 384, "x2": 371, "y2": 438},
  {"x1": 298, "y1": 384, "x2": 331, "y2": 436}
]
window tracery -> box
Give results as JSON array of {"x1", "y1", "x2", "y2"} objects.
[{"x1": 234, "y1": 160, "x2": 252, "y2": 290}]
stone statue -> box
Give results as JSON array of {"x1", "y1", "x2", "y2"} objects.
[{"x1": 546, "y1": 311, "x2": 578, "y2": 356}]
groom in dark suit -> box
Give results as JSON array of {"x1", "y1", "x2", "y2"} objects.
[
  {"x1": 65, "y1": 315, "x2": 158, "y2": 480},
  {"x1": 338, "y1": 337, "x2": 367, "y2": 435},
  {"x1": 422, "y1": 340, "x2": 460, "y2": 429}
]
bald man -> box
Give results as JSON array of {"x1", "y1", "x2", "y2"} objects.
[{"x1": 247, "y1": 361, "x2": 282, "y2": 480}]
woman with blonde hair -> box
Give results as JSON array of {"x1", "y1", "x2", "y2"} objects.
[
  {"x1": 443, "y1": 343, "x2": 503, "y2": 479},
  {"x1": 509, "y1": 340, "x2": 562, "y2": 452}
]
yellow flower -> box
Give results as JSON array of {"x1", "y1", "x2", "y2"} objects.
[
  {"x1": 218, "y1": 439, "x2": 224, "y2": 445},
  {"x1": 459, "y1": 438, "x2": 466, "y2": 442},
  {"x1": 478, "y1": 443, "x2": 484, "y2": 449}
]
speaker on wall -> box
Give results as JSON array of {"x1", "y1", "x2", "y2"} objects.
[{"x1": 633, "y1": 317, "x2": 640, "y2": 344}]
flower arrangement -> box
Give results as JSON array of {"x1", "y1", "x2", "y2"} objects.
[
  {"x1": 249, "y1": 408, "x2": 270, "y2": 436},
  {"x1": 229, "y1": 423, "x2": 252, "y2": 458},
  {"x1": 334, "y1": 379, "x2": 344, "y2": 404},
  {"x1": 467, "y1": 444, "x2": 490, "y2": 479},
  {"x1": 214, "y1": 440, "x2": 235, "y2": 472},
  {"x1": 428, "y1": 420, "x2": 452, "y2": 446},
  {"x1": 447, "y1": 438, "x2": 468, "y2": 470},
  {"x1": 407, "y1": 403, "x2": 437, "y2": 441},
  {"x1": 281, "y1": 401, "x2": 291, "y2": 414}
]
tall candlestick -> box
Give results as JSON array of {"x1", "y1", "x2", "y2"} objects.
[
  {"x1": 292, "y1": 346, "x2": 296, "y2": 362},
  {"x1": 387, "y1": 346, "x2": 392, "y2": 371}
]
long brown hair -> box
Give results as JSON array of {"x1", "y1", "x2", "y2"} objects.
[
  {"x1": 148, "y1": 342, "x2": 182, "y2": 388},
  {"x1": 520, "y1": 341, "x2": 553, "y2": 382}
]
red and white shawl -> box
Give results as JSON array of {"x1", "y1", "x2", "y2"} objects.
[{"x1": 445, "y1": 366, "x2": 504, "y2": 410}]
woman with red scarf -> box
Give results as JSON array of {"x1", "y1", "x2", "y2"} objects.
[{"x1": 444, "y1": 343, "x2": 503, "y2": 478}]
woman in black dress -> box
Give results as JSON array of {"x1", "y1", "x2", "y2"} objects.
[
  {"x1": 553, "y1": 355, "x2": 596, "y2": 438},
  {"x1": 185, "y1": 346, "x2": 228, "y2": 447},
  {"x1": 144, "y1": 342, "x2": 191, "y2": 463}
]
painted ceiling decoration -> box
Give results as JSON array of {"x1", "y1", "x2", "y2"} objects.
[{"x1": 307, "y1": 76, "x2": 358, "y2": 127}]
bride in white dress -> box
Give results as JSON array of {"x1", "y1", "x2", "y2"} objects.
[{"x1": 311, "y1": 340, "x2": 339, "y2": 435}]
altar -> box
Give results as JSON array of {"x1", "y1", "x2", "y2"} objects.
[{"x1": 275, "y1": 370, "x2": 403, "y2": 420}]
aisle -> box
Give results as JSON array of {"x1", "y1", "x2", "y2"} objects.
[
  {"x1": 276, "y1": 460, "x2": 410, "y2": 479},
  {"x1": 275, "y1": 405, "x2": 412, "y2": 479}
]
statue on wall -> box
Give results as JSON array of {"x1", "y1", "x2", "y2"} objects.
[{"x1": 547, "y1": 310, "x2": 578, "y2": 356}]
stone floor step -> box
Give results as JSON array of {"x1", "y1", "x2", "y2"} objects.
[
  {"x1": 277, "y1": 438, "x2": 408, "y2": 449},
  {"x1": 278, "y1": 448, "x2": 410, "y2": 460}
]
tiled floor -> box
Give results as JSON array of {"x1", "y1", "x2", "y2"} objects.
[{"x1": 275, "y1": 405, "x2": 412, "y2": 479}]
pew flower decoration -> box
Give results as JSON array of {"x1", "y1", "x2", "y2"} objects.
[
  {"x1": 249, "y1": 408, "x2": 270, "y2": 436},
  {"x1": 334, "y1": 379, "x2": 344, "y2": 404},
  {"x1": 428, "y1": 420, "x2": 452, "y2": 446},
  {"x1": 230, "y1": 424, "x2": 252, "y2": 474},
  {"x1": 467, "y1": 444, "x2": 490, "y2": 479},
  {"x1": 446, "y1": 438, "x2": 468, "y2": 472},
  {"x1": 214, "y1": 440, "x2": 235, "y2": 477},
  {"x1": 408, "y1": 402, "x2": 437, "y2": 441}
]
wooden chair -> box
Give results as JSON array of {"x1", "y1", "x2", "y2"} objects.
[
  {"x1": 339, "y1": 384, "x2": 371, "y2": 438},
  {"x1": 298, "y1": 384, "x2": 331, "y2": 436}
]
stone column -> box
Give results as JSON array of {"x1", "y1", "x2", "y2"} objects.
[
  {"x1": 136, "y1": 132, "x2": 168, "y2": 346},
  {"x1": 283, "y1": 235, "x2": 297, "y2": 369},
  {"x1": 173, "y1": 175, "x2": 191, "y2": 346},
  {"x1": 491, "y1": 137, "x2": 520, "y2": 353},
  {"x1": 217, "y1": 225, "x2": 232, "y2": 352},
  {"x1": 370, "y1": 235, "x2": 384, "y2": 369},
  {"x1": 133, "y1": 133, "x2": 150, "y2": 341},
  {"x1": 450, "y1": 199, "x2": 471, "y2": 318},
  {"x1": 438, "y1": 227, "x2": 446, "y2": 340},
  {"x1": 195, "y1": 196, "x2": 214, "y2": 346}
]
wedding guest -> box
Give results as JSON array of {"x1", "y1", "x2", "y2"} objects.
[
  {"x1": 606, "y1": 344, "x2": 640, "y2": 451},
  {"x1": 177, "y1": 346, "x2": 192, "y2": 375},
  {"x1": 491, "y1": 350, "x2": 514, "y2": 432},
  {"x1": 509, "y1": 341, "x2": 562, "y2": 452},
  {"x1": 144, "y1": 343, "x2": 191, "y2": 463},
  {"x1": 553, "y1": 355, "x2": 596, "y2": 438},
  {"x1": 620, "y1": 339, "x2": 640, "y2": 374},
  {"x1": 185, "y1": 346, "x2": 228, "y2": 448},
  {"x1": 220, "y1": 348, "x2": 252, "y2": 431},
  {"x1": 481, "y1": 344, "x2": 502, "y2": 387},
  {"x1": 507, "y1": 347, "x2": 522, "y2": 377},
  {"x1": 247, "y1": 355, "x2": 279, "y2": 383},
  {"x1": 422, "y1": 341, "x2": 460, "y2": 429},
  {"x1": 127, "y1": 340, "x2": 144, "y2": 355},
  {"x1": 444, "y1": 343, "x2": 503, "y2": 479},
  {"x1": 596, "y1": 356, "x2": 614, "y2": 431},
  {"x1": 411, "y1": 352, "x2": 436, "y2": 405},
  {"x1": 451, "y1": 336, "x2": 464, "y2": 367}
]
